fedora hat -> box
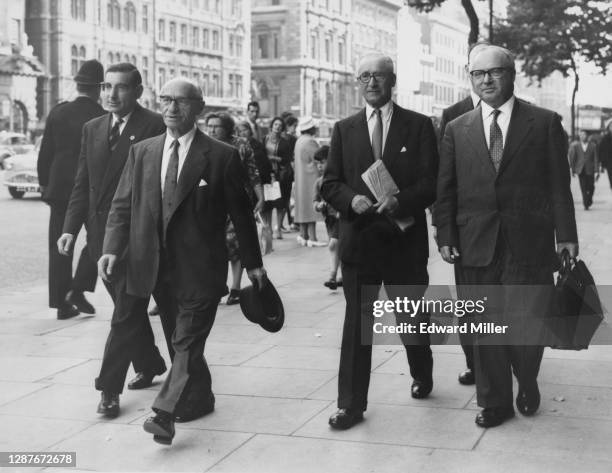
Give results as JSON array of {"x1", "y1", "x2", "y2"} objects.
[
  {"x1": 74, "y1": 59, "x2": 104, "y2": 85},
  {"x1": 298, "y1": 116, "x2": 316, "y2": 132},
  {"x1": 239, "y1": 278, "x2": 284, "y2": 333}
]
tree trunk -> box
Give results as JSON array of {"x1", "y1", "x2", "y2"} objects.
[
  {"x1": 461, "y1": 0, "x2": 479, "y2": 45},
  {"x1": 570, "y1": 60, "x2": 579, "y2": 141}
]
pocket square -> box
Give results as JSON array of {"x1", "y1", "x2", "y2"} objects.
[
  {"x1": 198, "y1": 179, "x2": 208, "y2": 187},
  {"x1": 400, "y1": 146, "x2": 407, "y2": 152}
]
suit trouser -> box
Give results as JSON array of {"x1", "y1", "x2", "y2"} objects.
[
  {"x1": 578, "y1": 171, "x2": 595, "y2": 207},
  {"x1": 605, "y1": 164, "x2": 612, "y2": 189},
  {"x1": 94, "y1": 265, "x2": 172, "y2": 394},
  {"x1": 48, "y1": 202, "x2": 97, "y2": 308},
  {"x1": 454, "y1": 264, "x2": 474, "y2": 371},
  {"x1": 152, "y1": 289, "x2": 219, "y2": 414},
  {"x1": 459, "y1": 238, "x2": 553, "y2": 408},
  {"x1": 338, "y1": 261, "x2": 432, "y2": 411}
]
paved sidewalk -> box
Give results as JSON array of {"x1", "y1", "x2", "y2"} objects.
[{"x1": 0, "y1": 177, "x2": 611, "y2": 472}]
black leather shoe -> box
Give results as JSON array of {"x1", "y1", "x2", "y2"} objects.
[
  {"x1": 328, "y1": 408, "x2": 364, "y2": 430},
  {"x1": 143, "y1": 411, "x2": 175, "y2": 445},
  {"x1": 475, "y1": 406, "x2": 515, "y2": 428},
  {"x1": 226, "y1": 289, "x2": 240, "y2": 305},
  {"x1": 97, "y1": 392, "x2": 120, "y2": 418},
  {"x1": 411, "y1": 380, "x2": 433, "y2": 399},
  {"x1": 323, "y1": 279, "x2": 338, "y2": 290},
  {"x1": 174, "y1": 402, "x2": 215, "y2": 423},
  {"x1": 65, "y1": 290, "x2": 95, "y2": 314},
  {"x1": 57, "y1": 304, "x2": 79, "y2": 320},
  {"x1": 516, "y1": 382, "x2": 540, "y2": 416},
  {"x1": 128, "y1": 369, "x2": 165, "y2": 390},
  {"x1": 458, "y1": 369, "x2": 475, "y2": 385}
]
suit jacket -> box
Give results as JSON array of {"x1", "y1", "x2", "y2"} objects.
[
  {"x1": 439, "y1": 96, "x2": 474, "y2": 143},
  {"x1": 103, "y1": 129, "x2": 263, "y2": 300},
  {"x1": 569, "y1": 140, "x2": 598, "y2": 175},
  {"x1": 599, "y1": 133, "x2": 612, "y2": 169},
  {"x1": 436, "y1": 99, "x2": 577, "y2": 268},
  {"x1": 63, "y1": 104, "x2": 165, "y2": 260},
  {"x1": 37, "y1": 96, "x2": 105, "y2": 202},
  {"x1": 321, "y1": 103, "x2": 439, "y2": 265}
]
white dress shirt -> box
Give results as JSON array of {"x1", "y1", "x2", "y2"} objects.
[
  {"x1": 470, "y1": 91, "x2": 481, "y2": 109},
  {"x1": 481, "y1": 95, "x2": 515, "y2": 149},
  {"x1": 365, "y1": 100, "x2": 394, "y2": 152},
  {"x1": 111, "y1": 111, "x2": 131, "y2": 135},
  {"x1": 160, "y1": 125, "x2": 197, "y2": 195}
]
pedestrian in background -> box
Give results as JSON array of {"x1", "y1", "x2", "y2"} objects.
[
  {"x1": 569, "y1": 129, "x2": 599, "y2": 210},
  {"x1": 598, "y1": 120, "x2": 612, "y2": 189},
  {"x1": 37, "y1": 59, "x2": 105, "y2": 320}
]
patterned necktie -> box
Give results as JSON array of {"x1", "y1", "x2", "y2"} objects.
[
  {"x1": 489, "y1": 109, "x2": 503, "y2": 172},
  {"x1": 372, "y1": 108, "x2": 383, "y2": 160},
  {"x1": 109, "y1": 117, "x2": 124, "y2": 151},
  {"x1": 162, "y1": 140, "x2": 179, "y2": 223}
]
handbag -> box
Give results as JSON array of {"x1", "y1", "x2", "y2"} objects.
[
  {"x1": 263, "y1": 180, "x2": 281, "y2": 201},
  {"x1": 547, "y1": 250, "x2": 604, "y2": 350},
  {"x1": 256, "y1": 212, "x2": 273, "y2": 255}
]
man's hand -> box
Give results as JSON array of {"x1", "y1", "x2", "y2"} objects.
[
  {"x1": 98, "y1": 254, "x2": 117, "y2": 282},
  {"x1": 440, "y1": 245, "x2": 460, "y2": 264},
  {"x1": 247, "y1": 267, "x2": 267, "y2": 290},
  {"x1": 351, "y1": 195, "x2": 373, "y2": 215},
  {"x1": 374, "y1": 195, "x2": 399, "y2": 215},
  {"x1": 557, "y1": 242, "x2": 579, "y2": 259},
  {"x1": 57, "y1": 233, "x2": 74, "y2": 256}
]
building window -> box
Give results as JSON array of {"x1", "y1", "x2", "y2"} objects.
[
  {"x1": 115, "y1": 52, "x2": 121, "y2": 63},
  {"x1": 71, "y1": 45, "x2": 79, "y2": 76},
  {"x1": 339, "y1": 83, "x2": 346, "y2": 116},
  {"x1": 181, "y1": 70, "x2": 188, "y2": 77},
  {"x1": 215, "y1": 0, "x2": 220, "y2": 13},
  {"x1": 203, "y1": 28, "x2": 210, "y2": 48},
  {"x1": 325, "y1": 37, "x2": 331, "y2": 62},
  {"x1": 158, "y1": 68, "x2": 166, "y2": 91},
  {"x1": 236, "y1": 74, "x2": 243, "y2": 98},
  {"x1": 142, "y1": 5, "x2": 148, "y2": 33},
  {"x1": 272, "y1": 0, "x2": 280, "y2": 5},
  {"x1": 204, "y1": 0, "x2": 210, "y2": 9},
  {"x1": 131, "y1": 55, "x2": 137, "y2": 66},
  {"x1": 71, "y1": 0, "x2": 86, "y2": 20},
  {"x1": 124, "y1": 2, "x2": 136, "y2": 31},
  {"x1": 257, "y1": 34, "x2": 269, "y2": 59},
  {"x1": 124, "y1": 54, "x2": 130, "y2": 63},
  {"x1": 158, "y1": 20, "x2": 165, "y2": 41},
  {"x1": 338, "y1": 39, "x2": 345, "y2": 65},
  {"x1": 142, "y1": 57, "x2": 149, "y2": 85},
  {"x1": 236, "y1": 36, "x2": 243, "y2": 58},
  {"x1": 325, "y1": 82, "x2": 333, "y2": 115},
  {"x1": 202, "y1": 73, "x2": 209, "y2": 96},
  {"x1": 169, "y1": 22, "x2": 176, "y2": 43},
  {"x1": 212, "y1": 74, "x2": 220, "y2": 96},
  {"x1": 212, "y1": 30, "x2": 220, "y2": 50},
  {"x1": 273, "y1": 32, "x2": 279, "y2": 58},
  {"x1": 107, "y1": 52, "x2": 113, "y2": 65},
  {"x1": 193, "y1": 27, "x2": 200, "y2": 48},
  {"x1": 229, "y1": 34, "x2": 234, "y2": 56},
  {"x1": 310, "y1": 32, "x2": 318, "y2": 59},
  {"x1": 229, "y1": 73, "x2": 235, "y2": 97},
  {"x1": 312, "y1": 80, "x2": 319, "y2": 114},
  {"x1": 108, "y1": 0, "x2": 120, "y2": 28},
  {"x1": 180, "y1": 24, "x2": 187, "y2": 45}
]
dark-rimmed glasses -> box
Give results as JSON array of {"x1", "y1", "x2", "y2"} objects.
[
  {"x1": 159, "y1": 95, "x2": 199, "y2": 107},
  {"x1": 469, "y1": 67, "x2": 511, "y2": 81},
  {"x1": 356, "y1": 72, "x2": 388, "y2": 84}
]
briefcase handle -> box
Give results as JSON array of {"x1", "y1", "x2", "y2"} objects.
[{"x1": 559, "y1": 248, "x2": 574, "y2": 275}]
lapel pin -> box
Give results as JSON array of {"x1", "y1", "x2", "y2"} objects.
[{"x1": 130, "y1": 135, "x2": 135, "y2": 141}]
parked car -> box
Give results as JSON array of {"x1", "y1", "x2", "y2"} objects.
[
  {"x1": 2, "y1": 137, "x2": 41, "y2": 199},
  {"x1": 0, "y1": 132, "x2": 35, "y2": 169}
]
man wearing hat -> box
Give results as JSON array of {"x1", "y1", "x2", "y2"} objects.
[{"x1": 38, "y1": 59, "x2": 106, "y2": 320}]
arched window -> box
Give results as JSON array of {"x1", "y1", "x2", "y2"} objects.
[
  {"x1": 312, "y1": 79, "x2": 319, "y2": 115},
  {"x1": 339, "y1": 83, "x2": 346, "y2": 116},
  {"x1": 115, "y1": 52, "x2": 121, "y2": 63},
  {"x1": 325, "y1": 82, "x2": 333, "y2": 115},
  {"x1": 124, "y1": 2, "x2": 136, "y2": 31},
  {"x1": 107, "y1": 52, "x2": 113, "y2": 66},
  {"x1": 124, "y1": 54, "x2": 130, "y2": 63},
  {"x1": 78, "y1": 0, "x2": 86, "y2": 20},
  {"x1": 71, "y1": 0, "x2": 78, "y2": 19},
  {"x1": 71, "y1": 45, "x2": 79, "y2": 76},
  {"x1": 110, "y1": 0, "x2": 120, "y2": 29},
  {"x1": 79, "y1": 46, "x2": 86, "y2": 66},
  {"x1": 131, "y1": 55, "x2": 137, "y2": 66}
]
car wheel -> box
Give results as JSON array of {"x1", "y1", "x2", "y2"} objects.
[{"x1": 8, "y1": 187, "x2": 25, "y2": 199}]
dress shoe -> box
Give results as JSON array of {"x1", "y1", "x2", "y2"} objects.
[
  {"x1": 148, "y1": 305, "x2": 160, "y2": 316},
  {"x1": 458, "y1": 369, "x2": 475, "y2": 385},
  {"x1": 226, "y1": 289, "x2": 240, "y2": 305},
  {"x1": 65, "y1": 290, "x2": 95, "y2": 314},
  {"x1": 328, "y1": 408, "x2": 364, "y2": 430},
  {"x1": 174, "y1": 401, "x2": 215, "y2": 423},
  {"x1": 475, "y1": 406, "x2": 515, "y2": 428},
  {"x1": 323, "y1": 278, "x2": 338, "y2": 290},
  {"x1": 57, "y1": 304, "x2": 79, "y2": 320},
  {"x1": 97, "y1": 392, "x2": 120, "y2": 418},
  {"x1": 411, "y1": 380, "x2": 433, "y2": 399},
  {"x1": 143, "y1": 410, "x2": 175, "y2": 445},
  {"x1": 516, "y1": 382, "x2": 540, "y2": 416},
  {"x1": 128, "y1": 368, "x2": 165, "y2": 390}
]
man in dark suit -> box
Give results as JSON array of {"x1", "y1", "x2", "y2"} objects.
[
  {"x1": 246, "y1": 101, "x2": 263, "y2": 143},
  {"x1": 37, "y1": 59, "x2": 105, "y2": 319},
  {"x1": 321, "y1": 53, "x2": 439, "y2": 430},
  {"x1": 99, "y1": 78, "x2": 266, "y2": 445},
  {"x1": 58, "y1": 63, "x2": 169, "y2": 417},
  {"x1": 569, "y1": 129, "x2": 599, "y2": 209},
  {"x1": 436, "y1": 41, "x2": 488, "y2": 387},
  {"x1": 436, "y1": 45, "x2": 578, "y2": 428}
]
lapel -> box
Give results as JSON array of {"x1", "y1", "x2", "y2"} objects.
[
  {"x1": 497, "y1": 100, "x2": 533, "y2": 177},
  {"x1": 351, "y1": 109, "x2": 376, "y2": 174},
  {"x1": 463, "y1": 109, "x2": 497, "y2": 178},
  {"x1": 382, "y1": 104, "x2": 408, "y2": 168},
  {"x1": 165, "y1": 129, "x2": 211, "y2": 225},
  {"x1": 143, "y1": 134, "x2": 165, "y2": 225},
  {"x1": 90, "y1": 114, "x2": 113, "y2": 194}
]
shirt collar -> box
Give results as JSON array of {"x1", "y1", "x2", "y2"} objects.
[
  {"x1": 112, "y1": 111, "x2": 132, "y2": 126},
  {"x1": 481, "y1": 95, "x2": 515, "y2": 118},
  {"x1": 470, "y1": 91, "x2": 481, "y2": 108},
  {"x1": 164, "y1": 124, "x2": 197, "y2": 151},
  {"x1": 365, "y1": 100, "x2": 393, "y2": 121}
]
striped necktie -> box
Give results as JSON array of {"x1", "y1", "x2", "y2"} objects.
[
  {"x1": 489, "y1": 109, "x2": 503, "y2": 172},
  {"x1": 109, "y1": 117, "x2": 123, "y2": 151},
  {"x1": 372, "y1": 108, "x2": 383, "y2": 160},
  {"x1": 162, "y1": 140, "x2": 179, "y2": 224}
]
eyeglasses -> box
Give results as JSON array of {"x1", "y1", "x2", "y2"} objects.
[
  {"x1": 356, "y1": 72, "x2": 388, "y2": 84},
  {"x1": 159, "y1": 95, "x2": 199, "y2": 107},
  {"x1": 469, "y1": 67, "x2": 511, "y2": 80}
]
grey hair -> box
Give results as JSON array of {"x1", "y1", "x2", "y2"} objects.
[
  {"x1": 160, "y1": 77, "x2": 203, "y2": 100},
  {"x1": 358, "y1": 53, "x2": 395, "y2": 74},
  {"x1": 472, "y1": 45, "x2": 516, "y2": 70}
]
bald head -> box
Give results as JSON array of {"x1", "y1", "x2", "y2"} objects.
[
  {"x1": 357, "y1": 53, "x2": 396, "y2": 108},
  {"x1": 159, "y1": 78, "x2": 204, "y2": 137}
]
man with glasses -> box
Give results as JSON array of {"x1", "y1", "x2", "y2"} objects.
[
  {"x1": 321, "y1": 53, "x2": 439, "y2": 430},
  {"x1": 99, "y1": 78, "x2": 266, "y2": 445},
  {"x1": 436, "y1": 45, "x2": 578, "y2": 427},
  {"x1": 59, "y1": 63, "x2": 169, "y2": 417}
]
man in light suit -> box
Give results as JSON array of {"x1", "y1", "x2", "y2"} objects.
[
  {"x1": 569, "y1": 129, "x2": 599, "y2": 210},
  {"x1": 321, "y1": 53, "x2": 439, "y2": 430},
  {"x1": 99, "y1": 78, "x2": 266, "y2": 445},
  {"x1": 58, "y1": 63, "x2": 169, "y2": 417},
  {"x1": 436, "y1": 45, "x2": 578, "y2": 428}
]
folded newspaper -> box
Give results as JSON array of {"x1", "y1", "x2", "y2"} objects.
[{"x1": 361, "y1": 160, "x2": 415, "y2": 231}]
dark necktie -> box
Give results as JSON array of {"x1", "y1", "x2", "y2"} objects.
[
  {"x1": 162, "y1": 140, "x2": 179, "y2": 223},
  {"x1": 489, "y1": 109, "x2": 503, "y2": 172},
  {"x1": 109, "y1": 117, "x2": 124, "y2": 151},
  {"x1": 372, "y1": 109, "x2": 383, "y2": 160}
]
